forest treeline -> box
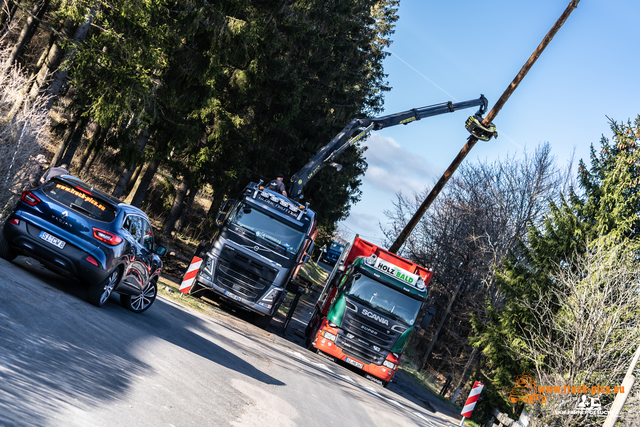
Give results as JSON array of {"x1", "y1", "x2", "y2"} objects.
[{"x1": 0, "y1": 0, "x2": 400, "y2": 238}]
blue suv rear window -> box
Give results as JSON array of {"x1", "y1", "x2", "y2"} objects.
[{"x1": 42, "y1": 181, "x2": 117, "y2": 222}]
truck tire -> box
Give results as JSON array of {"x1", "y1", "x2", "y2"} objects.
[
  {"x1": 305, "y1": 323, "x2": 319, "y2": 352},
  {"x1": 189, "y1": 282, "x2": 205, "y2": 298},
  {"x1": 304, "y1": 308, "x2": 319, "y2": 336},
  {"x1": 254, "y1": 313, "x2": 273, "y2": 330}
]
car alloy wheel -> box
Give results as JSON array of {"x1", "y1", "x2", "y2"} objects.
[
  {"x1": 100, "y1": 271, "x2": 119, "y2": 304},
  {"x1": 88, "y1": 268, "x2": 120, "y2": 307},
  {"x1": 121, "y1": 278, "x2": 157, "y2": 314}
]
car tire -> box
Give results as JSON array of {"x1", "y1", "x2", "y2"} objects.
[
  {"x1": 0, "y1": 230, "x2": 17, "y2": 261},
  {"x1": 87, "y1": 268, "x2": 120, "y2": 307},
  {"x1": 121, "y1": 278, "x2": 157, "y2": 314}
]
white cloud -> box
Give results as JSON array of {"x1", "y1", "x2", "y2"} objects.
[{"x1": 361, "y1": 133, "x2": 440, "y2": 195}]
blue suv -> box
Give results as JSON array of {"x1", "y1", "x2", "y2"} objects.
[{"x1": 0, "y1": 175, "x2": 166, "y2": 313}]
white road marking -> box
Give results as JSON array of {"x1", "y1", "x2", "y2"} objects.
[
  {"x1": 339, "y1": 375, "x2": 355, "y2": 383},
  {"x1": 286, "y1": 350, "x2": 310, "y2": 363},
  {"x1": 311, "y1": 363, "x2": 333, "y2": 373},
  {"x1": 364, "y1": 386, "x2": 382, "y2": 397},
  {"x1": 413, "y1": 411, "x2": 436, "y2": 426}
]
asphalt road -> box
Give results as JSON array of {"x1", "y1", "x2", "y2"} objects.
[{"x1": 0, "y1": 256, "x2": 461, "y2": 427}]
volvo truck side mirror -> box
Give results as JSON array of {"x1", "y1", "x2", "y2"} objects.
[
  {"x1": 216, "y1": 199, "x2": 235, "y2": 226},
  {"x1": 420, "y1": 307, "x2": 436, "y2": 329}
]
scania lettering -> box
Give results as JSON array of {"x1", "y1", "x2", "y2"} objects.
[
  {"x1": 362, "y1": 309, "x2": 389, "y2": 326},
  {"x1": 304, "y1": 237, "x2": 436, "y2": 387}
]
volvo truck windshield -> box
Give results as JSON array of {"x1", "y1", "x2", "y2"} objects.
[{"x1": 228, "y1": 202, "x2": 306, "y2": 255}]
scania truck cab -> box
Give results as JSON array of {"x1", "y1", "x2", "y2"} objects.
[
  {"x1": 190, "y1": 182, "x2": 316, "y2": 328},
  {"x1": 305, "y1": 237, "x2": 435, "y2": 387}
]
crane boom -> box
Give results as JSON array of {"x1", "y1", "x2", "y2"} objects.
[{"x1": 289, "y1": 95, "x2": 488, "y2": 199}]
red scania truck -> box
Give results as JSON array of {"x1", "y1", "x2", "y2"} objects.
[{"x1": 304, "y1": 237, "x2": 435, "y2": 387}]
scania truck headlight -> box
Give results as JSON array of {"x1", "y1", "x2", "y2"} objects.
[
  {"x1": 383, "y1": 360, "x2": 397, "y2": 370},
  {"x1": 322, "y1": 331, "x2": 336, "y2": 342}
]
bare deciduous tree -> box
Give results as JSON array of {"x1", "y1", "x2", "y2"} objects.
[
  {"x1": 0, "y1": 47, "x2": 50, "y2": 218},
  {"x1": 516, "y1": 237, "x2": 640, "y2": 427},
  {"x1": 383, "y1": 143, "x2": 567, "y2": 401}
]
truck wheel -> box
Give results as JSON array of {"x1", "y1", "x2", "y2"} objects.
[
  {"x1": 0, "y1": 231, "x2": 17, "y2": 261},
  {"x1": 382, "y1": 381, "x2": 390, "y2": 388},
  {"x1": 189, "y1": 282, "x2": 204, "y2": 298},
  {"x1": 254, "y1": 313, "x2": 273, "y2": 330},
  {"x1": 304, "y1": 308, "x2": 319, "y2": 336},
  {"x1": 305, "y1": 324, "x2": 319, "y2": 352}
]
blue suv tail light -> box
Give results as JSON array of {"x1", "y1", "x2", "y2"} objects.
[
  {"x1": 21, "y1": 191, "x2": 41, "y2": 206},
  {"x1": 92, "y1": 228, "x2": 123, "y2": 245}
]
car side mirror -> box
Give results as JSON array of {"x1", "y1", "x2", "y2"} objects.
[
  {"x1": 155, "y1": 245, "x2": 167, "y2": 256},
  {"x1": 420, "y1": 307, "x2": 436, "y2": 329}
]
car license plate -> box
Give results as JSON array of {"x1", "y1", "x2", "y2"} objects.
[
  {"x1": 39, "y1": 231, "x2": 65, "y2": 249},
  {"x1": 344, "y1": 357, "x2": 363, "y2": 369},
  {"x1": 224, "y1": 290, "x2": 242, "y2": 301}
]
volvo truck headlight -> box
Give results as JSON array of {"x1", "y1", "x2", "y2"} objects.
[
  {"x1": 258, "y1": 288, "x2": 281, "y2": 309},
  {"x1": 200, "y1": 255, "x2": 214, "y2": 280}
]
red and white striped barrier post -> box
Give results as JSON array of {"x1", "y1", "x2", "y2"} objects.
[
  {"x1": 179, "y1": 256, "x2": 203, "y2": 294},
  {"x1": 460, "y1": 381, "x2": 484, "y2": 425}
]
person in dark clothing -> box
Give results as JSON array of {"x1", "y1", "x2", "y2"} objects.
[
  {"x1": 267, "y1": 174, "x2": 287, "y2": 197},
  {"x1": 40, "y1": 164, "x2": 68, "y2": 184}
]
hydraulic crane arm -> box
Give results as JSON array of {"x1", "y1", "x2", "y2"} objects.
[{"x1": 288, "y1": 95, "x2": 489, "y2": 199}]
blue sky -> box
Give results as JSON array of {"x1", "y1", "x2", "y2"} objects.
[{"x1": 338, "y1": 0, "x2": 640, "y2": 246}]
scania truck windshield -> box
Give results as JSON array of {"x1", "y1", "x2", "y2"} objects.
[
  {"x1": 343, "y1": 273, "x2": 422, "y2": 325},
  {"x1": 228, "y1": 202, "x2": 305, "y2": 255}
]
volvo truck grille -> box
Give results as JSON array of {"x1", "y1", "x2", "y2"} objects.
[{"x1": 214, "y1": 249, "x2": 277, "y2": 302}]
